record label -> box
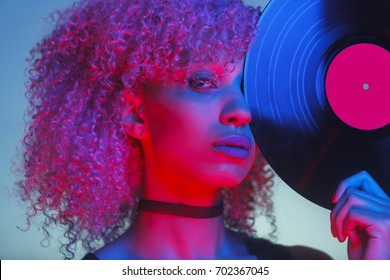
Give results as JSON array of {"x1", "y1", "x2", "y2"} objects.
[{"x1": 326, "y1": 43, "x2": 390, "y2": 130}]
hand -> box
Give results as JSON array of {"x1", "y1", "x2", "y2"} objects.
[{"x1": 330, "y1": 170, "x2": 390, "y2": 259}]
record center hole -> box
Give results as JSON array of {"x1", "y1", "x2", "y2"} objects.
[{"x1": 363, "y1": 83, "x2": 369, "y2": 90}]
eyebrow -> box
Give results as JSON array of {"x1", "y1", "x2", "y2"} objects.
[{"x1": 190, "y1": 69, "x2": 218, "y2": 77}]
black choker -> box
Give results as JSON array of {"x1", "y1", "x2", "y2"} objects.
[{"x1": 138, "y1": 199, "x2": 223, "y2": 219}]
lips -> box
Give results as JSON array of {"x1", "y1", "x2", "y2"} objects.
[{"x1": 213, "y1": 135, "x2": 252, "y2": 159}]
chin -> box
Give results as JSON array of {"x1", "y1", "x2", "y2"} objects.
[
  {"x1": 194, "y1": 159, "x2": 252, "y2": 188},
  {"x1": 201, "y1": 170, "x2": 249, "y2": 189}
]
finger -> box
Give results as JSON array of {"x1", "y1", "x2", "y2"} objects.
[
  {"x1": 343, "y1": 207, "x2": 390, "y2": 259},
  {"x1": 343, "y1": 207, "x2": 373, "y2": 244},
  {"x1": 330, "y1": 188, "x2": 384, "y2": 241},
  {"x1": 330, "y1": 188, "x2": 361, "y2": 241},
  {"x1": 332, "y1": 170, "x2": 389, "y2": 203}
]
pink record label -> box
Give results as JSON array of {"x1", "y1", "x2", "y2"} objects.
[{"x1": 325, "y1": 43, "x2": 390, "y2": 130}]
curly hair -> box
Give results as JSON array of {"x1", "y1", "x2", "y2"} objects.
[{"x1": 16, "y1": 0, "x2": 275, "y2": 259}]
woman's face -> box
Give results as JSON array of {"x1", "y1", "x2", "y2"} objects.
[{"x1": 140, "y1": 59, "x2": 256, "y2": 190}]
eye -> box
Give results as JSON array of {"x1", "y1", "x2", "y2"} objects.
[{"x1": 188, "y1": 75, "x2": 218, "y2": 91}]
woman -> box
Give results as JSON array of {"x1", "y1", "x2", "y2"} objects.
[{"x1": 16, "y1": 0, "x2": 390, "y2": 260}]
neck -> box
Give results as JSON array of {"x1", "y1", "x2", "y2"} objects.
[
  {"x1": 141, "y1": 169, "x2": 224, "y2": 207},
  {"x1": 140, "y1": 143, "x2": 225, "y2": 206},
  {"x1": 124, "y1": 147, "x2": 247, "y2": 259},
  {"x1": 126, "y1": 210, "x2": 228, "y2": 259}
]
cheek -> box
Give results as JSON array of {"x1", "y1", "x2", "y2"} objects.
[
  {"x1": 142, "y1": 94, "x2": 254, "y2": 187},
  {"x1": 143, "y1": 98, "x2": 209, "y2": 156},
  {"x1": 144, "y1": 95, "x2": 213, "y2": 143}
]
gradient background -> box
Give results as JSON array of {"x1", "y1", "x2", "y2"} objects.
[{"x1": 0, "y1": 0, "x2": 347, "y2": 259}]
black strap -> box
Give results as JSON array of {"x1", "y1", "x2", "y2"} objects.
[{"x1": 138, "y1": 199, "x2": 223, "y2": 219}]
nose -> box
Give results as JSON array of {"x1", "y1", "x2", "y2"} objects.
[{"x1": 220, "y1": 88, "x2": 252, "y2": 127}]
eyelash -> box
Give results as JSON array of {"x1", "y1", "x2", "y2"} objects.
[{"x1": 188, "y1": 75, "x2": 218, "y2": 91}]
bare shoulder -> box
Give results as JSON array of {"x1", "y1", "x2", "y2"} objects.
[
  {"x1": 286, "y1": 245, "x2": 332, "y2": 260},
  {"x1": 93, "y1": 234, "x2": 138, "y2": 260},
  {"x1": 92, "y1": 241, "x2": 121, "y2": 260}
]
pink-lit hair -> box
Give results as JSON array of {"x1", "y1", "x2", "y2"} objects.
[{"x1": 16, "y1": 0, "x2": 275, "y2": 259}]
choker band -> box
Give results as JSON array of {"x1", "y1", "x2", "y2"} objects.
[{"x1": 138, "y1": 199, "x2": 223, "y2": 219}]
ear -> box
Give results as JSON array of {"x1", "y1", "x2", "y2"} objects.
[{"x1": 122, "y1": 89, "x2": 146, "y2": 139}]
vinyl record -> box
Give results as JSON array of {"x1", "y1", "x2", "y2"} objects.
[{"x1": 244, "y1": 0, "x2": 390, "y2": 209}]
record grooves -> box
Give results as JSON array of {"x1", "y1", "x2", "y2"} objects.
[{"x1": 244, "y1": 0, "x2": 390, "y2": 209}]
